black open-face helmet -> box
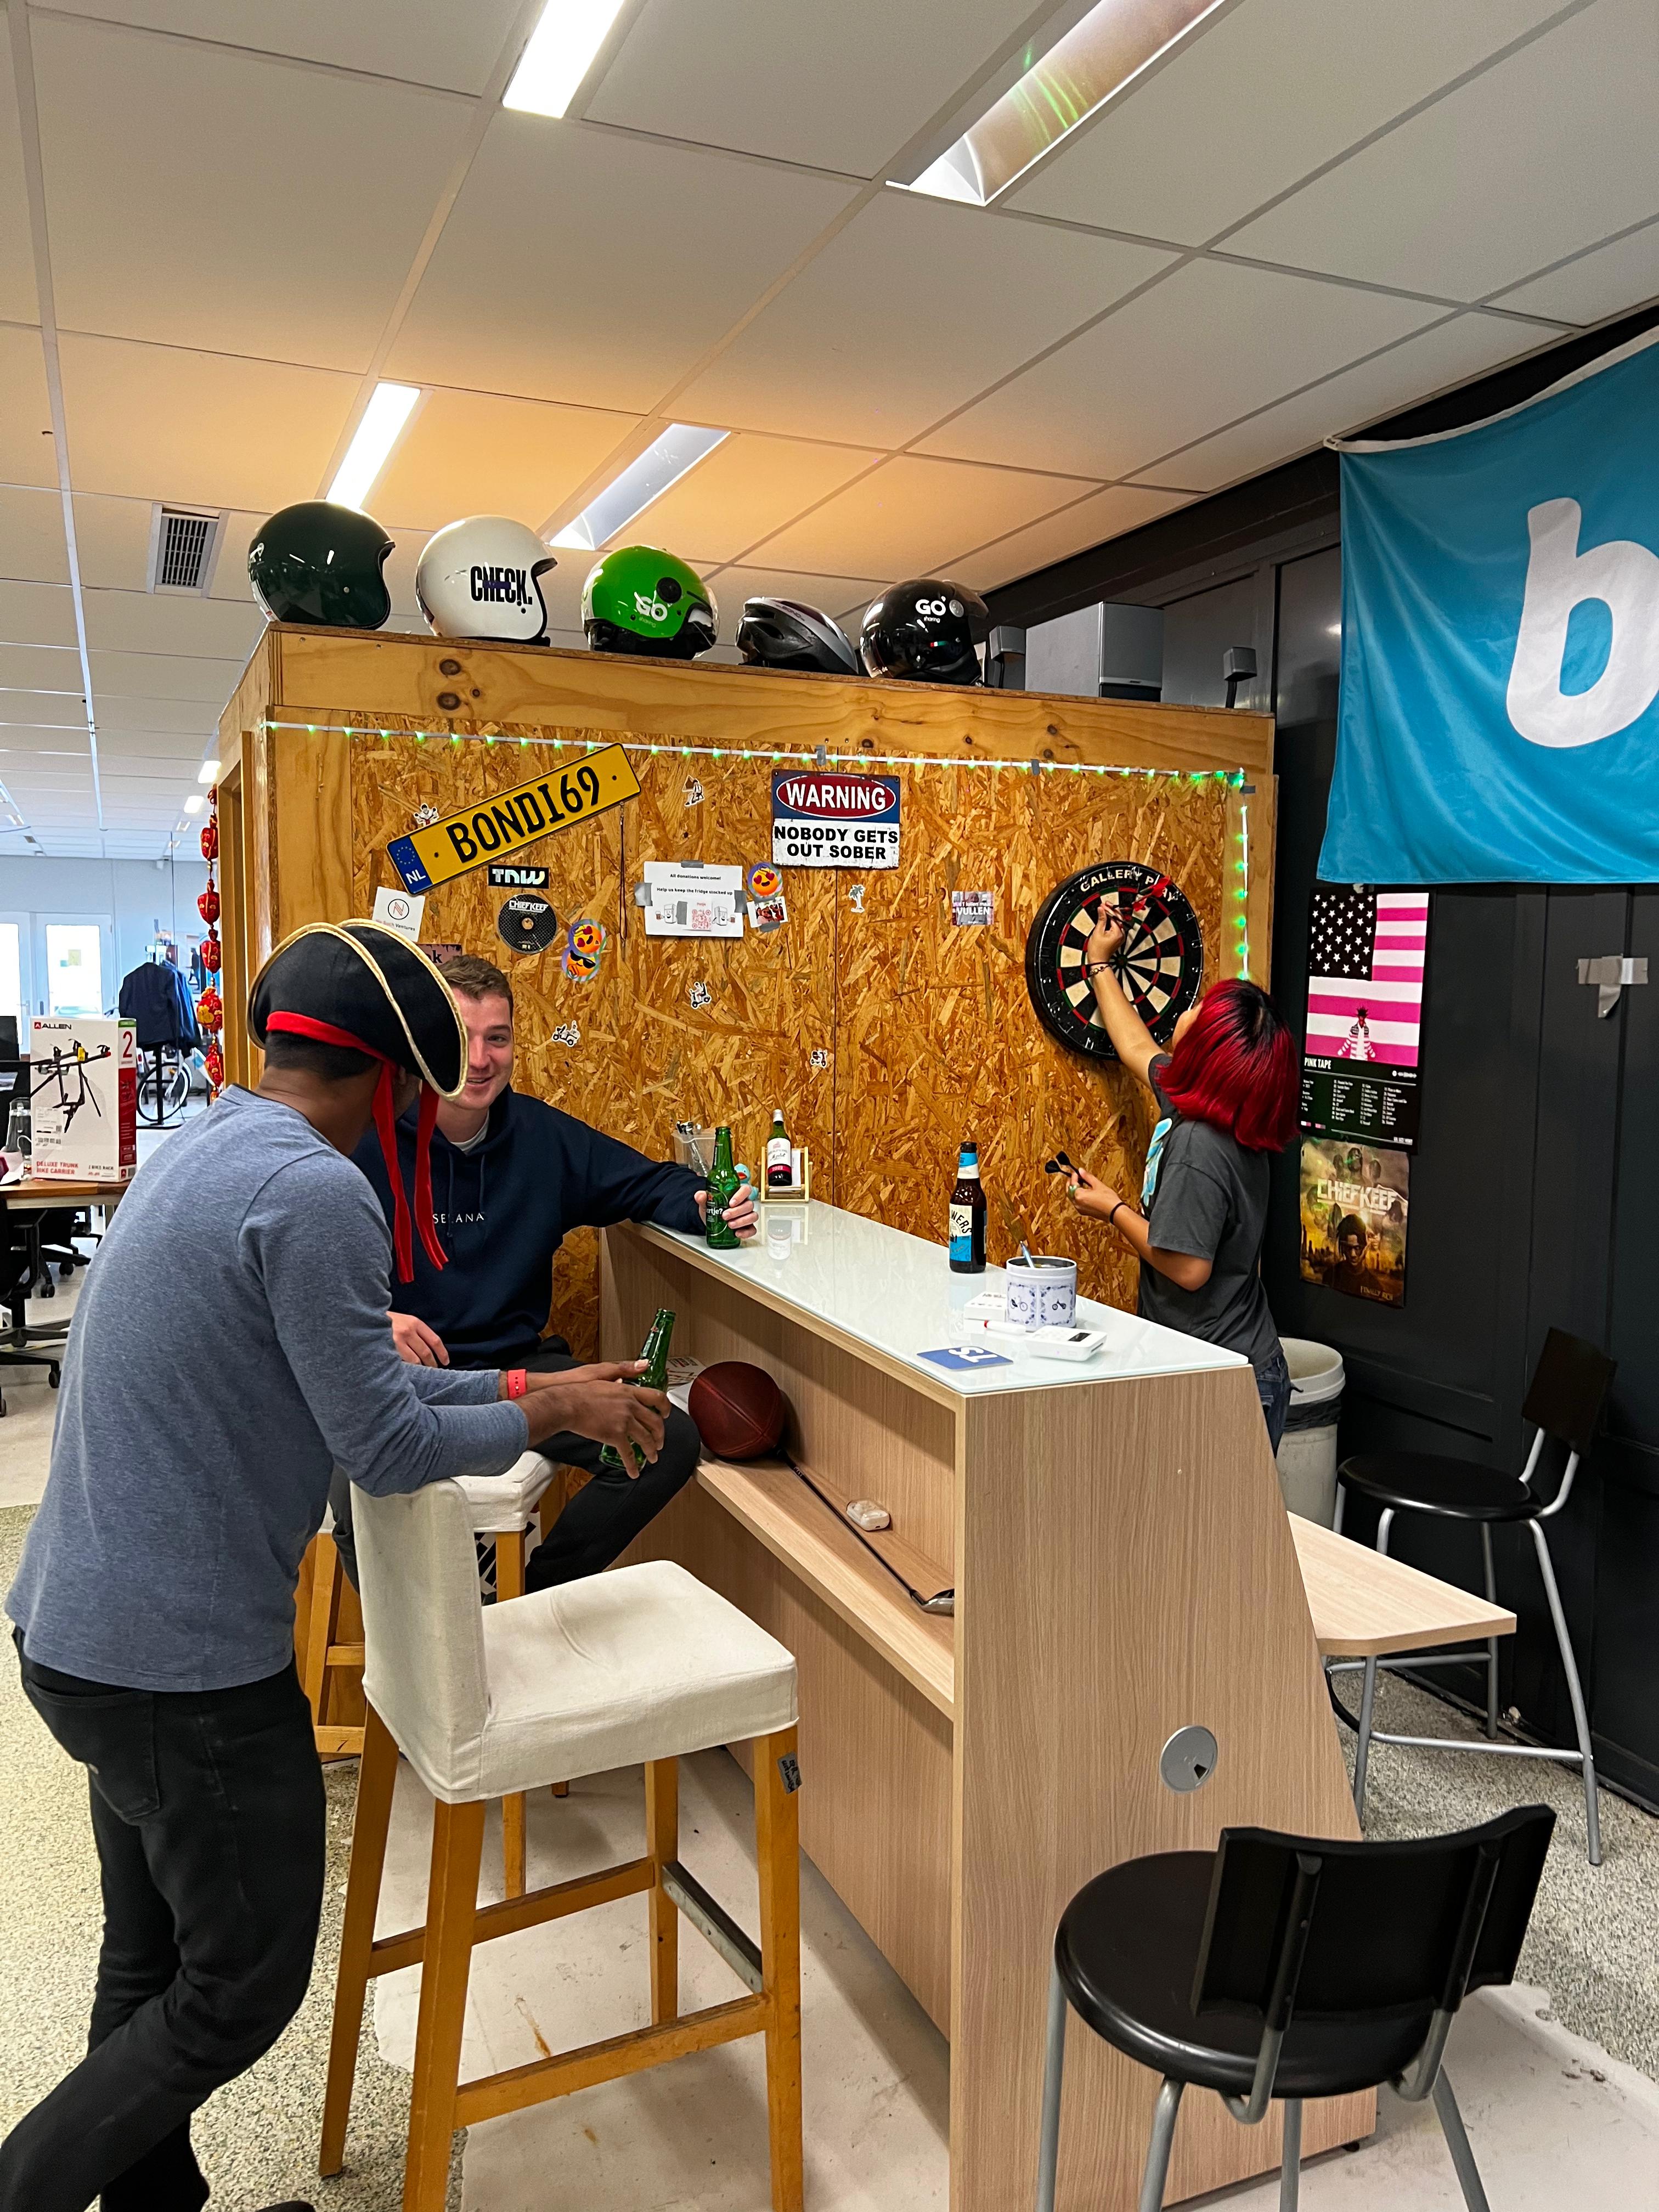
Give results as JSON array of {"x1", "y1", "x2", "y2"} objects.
[
  {"x1": 735, "y1": 596, "x2": 861, "y2": 676},
  {"x1": 860, "y1": 579, "x2": 988, "y2": 685},
  {"x1": 248, "y1": 501, "x2": 394, "y2": 630}
]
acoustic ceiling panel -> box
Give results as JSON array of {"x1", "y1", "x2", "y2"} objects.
[
  {"x1": 703, "y1": 562, "x2": 892, "y2": 631},
  {"x1": 0, "y1": 644, "x2": 81, "y2": 694},
  {"x1": 1130, "y1": 312, "x2": 1542, "y2": 494},
  {"x1": 0, "y1": 689, "x2": 88, "y2": 729},
  {"x1": 1224, "y1": 0, "x2": 1659, "y2": 302},
  {"x1": 34, "y1": 15, "x2": 474, "y2": 374},
  {"x1": 94, "y1": 695, "x2": 222, "y2": 737},
  {"x1": 677, "y1": 190, "x2": 1176, "y2": 447},
  {"x1": 86, "y1": 650, "x2": 246, "y2": 705},
  {"x1": 1009, "y1": 0, "x2": 1571, "y2": 247},
  {"x1": 0, "y1": 29, "x2": 40, "y2": 323},
  {"x1": 80, "y1": 586, "x2": 265, "y2": 659},
  {"x1": 71, "y1": 494, "x2": 157, "y2": 594},
  {"x1": 947, "y1": 484, "x2": 1191, "y2": 591},
  {"x1": 390, "y1": 113, "x2": 860, "y2": 414},
  {"x1": 919, "y1": 257, "x2": 1442, "y2": 479},
  {"x1": 0, "y1": 488, "x2": 71, "y2": 588},
  {"x1": 0, "y1": 582, "x2": 78, "y2": 651},
  {"x1": 0, "y1": 327, "x2": 60, "y2": 490},
  {"x1": 609, "y1": 433, "x2": 883, "y2": 566},
  {"x1": 59, "y1": 334, "x2": 359, "y2": 511},
  {"x1": 751, "y1": 453, "x2": 1099, "y2": 578},
  {"x1": 1491, "y1": 217, "x2": 1659, "y2": 329},
  {"x1": 588, "y1": 0, "x2": 1045, "y2": 177},
  {"x1": 49, "y1": 0, "x2": 526, "y2": 95},
  {"x1": 369, "y1": 389, "x2": 642, "y2": 535}
]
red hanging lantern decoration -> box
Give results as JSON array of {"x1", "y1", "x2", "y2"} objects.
[
  {"x1": 200, "y1": 819, "x2": 218, "y2": 862},
  {"x1": 207, "y1": 785, "x2": 218, "y2": 808},
  {"x1": 201, "y1": 933, "x2": 222, "y2": 975},
  {"x1": 198, "y1": 882, "x2": 220, "y2": 927},
  {"x1": 196, "y1": 985, "x2": 222, "y2": 1032},
  {"x1": 204, "y1": 1041, "x2": 224, "y2": 1090}
]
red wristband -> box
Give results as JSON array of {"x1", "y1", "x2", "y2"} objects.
[{"x1": 505, "y1": 1368, "x2": 528, "y2": 1400}]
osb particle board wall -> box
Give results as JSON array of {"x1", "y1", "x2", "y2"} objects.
[{"x1": 350, "y1": 729, "x2": 1237, "y2": 1354}]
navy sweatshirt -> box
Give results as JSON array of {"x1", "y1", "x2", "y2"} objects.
[{"x1": 352, "y1": 1087, "x2": 705, "y2": 1365}]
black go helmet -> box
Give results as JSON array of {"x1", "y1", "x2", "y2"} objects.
[
  {"x1": 735, "y1": 596, "x2": 861, "y2": 676},
  {"x1": 860, "y1": 578, "x2": 989, "y2": 685},
  {"x1": 249, "y1": 500, "x2": 394, "y2": 630}
]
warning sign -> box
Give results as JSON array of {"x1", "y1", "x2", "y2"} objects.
[
  {"x1": 771, "y1": 770, "x2": 900, "y2": 870},
  {"x1": 386, "y1": 747, "x2": 639, "y2": 894}
]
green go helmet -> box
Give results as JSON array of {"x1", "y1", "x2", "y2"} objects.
[
  {"x1": 582, "y1": 546, "x2": 716, "y2": 659},
  {"x1": 248, "y1": 500, "x2": 394, "y2": 630}
]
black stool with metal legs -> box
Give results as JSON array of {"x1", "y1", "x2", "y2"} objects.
[
  {"x1": 1335, "y1": 1327, "x2": 1615, "y2": 1866},
  {"x1": 1036, "y1": 1805, "x2": 1554, "y2": 2212}
]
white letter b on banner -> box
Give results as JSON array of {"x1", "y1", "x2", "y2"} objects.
[{"x1": 1506, "y1": 498, "x2": 1659, "y2": 748}]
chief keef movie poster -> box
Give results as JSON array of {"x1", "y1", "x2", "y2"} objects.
[{"x1": 1299, "y1": 1138, "x2": 1409, "y2": 1308}]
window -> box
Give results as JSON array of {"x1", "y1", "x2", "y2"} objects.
[{"x1": 44, "y1": 924, "x2": 104, "y2": 1017}]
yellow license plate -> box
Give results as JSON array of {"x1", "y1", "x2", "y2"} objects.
[{"x1": 386, "y1": 746, "x2": 640, "y2": 894}]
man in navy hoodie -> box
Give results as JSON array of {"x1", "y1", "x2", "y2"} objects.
[{"x1": 332, "y1": 952, "x2": 755, "y2": 1594}]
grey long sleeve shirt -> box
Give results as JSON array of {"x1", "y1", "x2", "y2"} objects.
[{"x1": 5, "y1": 1087, "x2": 528, "y2": 1691}]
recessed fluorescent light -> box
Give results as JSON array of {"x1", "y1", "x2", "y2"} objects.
[
  {"x1": 197, "y1": 757, "x2": 221, "y2": 784},
  {"x1": 182, "y1": 794, "x2": 206, "y2": 815},
  {"x1": 904, "y1": 0, "x2": 1228, "y2": 207},
  {"x1": 549, "y1": 424, "x2": 729, "y2": 554},
  {"x1": 504, "y1": 0, "x2": 629, "y2": 120},
  {"x1": 327, "y1": 382, "x2": 421, "y2": 510}
]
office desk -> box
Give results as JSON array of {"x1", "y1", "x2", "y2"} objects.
[
  {"x1": 0, "y1": 1181, "x2": 124, "y2": 1342},
  {"x1": 605, "y1": 1204, "x2": 1370, "y2": 2212}
]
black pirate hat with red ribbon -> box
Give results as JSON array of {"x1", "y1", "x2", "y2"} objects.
[{"x1": 247, "y1": 921, "x2": 466, "y2": 1283}]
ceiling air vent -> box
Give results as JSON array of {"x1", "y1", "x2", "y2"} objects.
[{"x1": 147, "y1": 504, "x2": 228, "y2": 596}]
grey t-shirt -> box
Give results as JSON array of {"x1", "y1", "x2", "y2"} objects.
[
  {"x1": 1135, "y1": 1056, "x2": 1278, "y2": 1370},
  {"x1": 6, "y1": 1086, "x2": 528, "y2": 1692}
]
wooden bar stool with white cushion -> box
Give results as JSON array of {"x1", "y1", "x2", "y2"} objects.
[{"x1": 321, "y1": 1476, "x2": 803, "y2": 2212}]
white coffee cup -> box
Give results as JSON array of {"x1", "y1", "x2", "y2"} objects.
[{"x1": 1004, "y1": 1254, "x2": 1078, "y2": 1330}]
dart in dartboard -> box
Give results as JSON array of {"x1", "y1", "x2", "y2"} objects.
[{"x1": 1024, "y1": 861, "x2": 1204, "y2": 1061}]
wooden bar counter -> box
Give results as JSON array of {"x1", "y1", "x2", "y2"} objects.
[{"x1": 606, "y1": 1203, "x2": 1371, "y2": 2211}]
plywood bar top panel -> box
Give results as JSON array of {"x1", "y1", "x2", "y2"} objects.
[
  {"x1": 696, "y1": 1455, "x2": 955, "y2": 1718},
  {"x1": 259, "y1": 622, "x2": 1274, "y2": 780},
  {"x1": 1291, "y1": 1516, "x2": 1516, "y2": 1657},
  {"x1": 627, "y1": 1207, "x2": 1245, "y2": 1413}
]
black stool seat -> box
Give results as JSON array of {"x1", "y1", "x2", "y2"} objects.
[
  {"x1": 1055, "y1": 1853, "x2": 1430, "y2": 2100},
  {"x1": 1339, "y1": 1451, "x2": 1538, "y2": 1522}
]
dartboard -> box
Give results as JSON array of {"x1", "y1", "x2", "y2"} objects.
[{"x1": 1025, "y1": 861, "x2": 1204, "y2": 1060}]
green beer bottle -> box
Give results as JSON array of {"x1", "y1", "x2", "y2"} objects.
[
  {"x1": 704, "y1": 1124, "x2": 741, "y2": 1250},
  {"x1": 597, "y1": 1305, "x2": 676, "y2": 1471}
]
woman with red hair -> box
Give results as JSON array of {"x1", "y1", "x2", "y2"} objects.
[{"x1": 1068, "y1": 903, "x2": 1300, "y2": 1447}]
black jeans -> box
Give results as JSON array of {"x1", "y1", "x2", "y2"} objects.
[
  {"x1": 1255, "y1": 1345, "x2": 1293, "y2": 1455},
  {"x1": 329, "y1": 1344, "x2": 701, "y2": 1594},
  {"x1": 1, "y1": 1644, "x2": 325, "y2": 2212}
]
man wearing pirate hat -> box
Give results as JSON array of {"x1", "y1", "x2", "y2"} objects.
[{"x1": 2, "y1": 922, "x2": 667, "y2": 2212}]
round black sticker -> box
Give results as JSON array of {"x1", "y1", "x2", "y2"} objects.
[{"x1": 498, "y1": 893, "x2": 558, "y2": 954}]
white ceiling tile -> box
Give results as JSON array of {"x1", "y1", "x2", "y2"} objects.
[
  {"x1": 1011, "y1": 0, "x2": 1570, "y2": 245},
  {"x1": 49, "y1": 1, "x2": 524, "y2": 94},
  {"x1": 0, "y1": 488, "x2": 70, "y2": 586},
  {"x1": 1127, "y1": 313, "x2": 1547, "y2": 494},
  {"x1": 1488, "y1": 218, "x2": 1659, "y2": 328},
  {"x1": 59, "y1": 335, "x2": 359, "y2": 510},
  {"x1": 86, "y1": 650, "x2": 245, "y2": 704},
  {"x1": 81, "y1": 588, "x2": 265, "y2": 659},
  {"x1": 610, "y1": 434, "x2": 883, "y2": 566},
  {"x1": 0, "y1": 689, "x2": 88, "y2": 729},
  {"x1": 749, "y1": 454, "x2": 1098, "y2": 578},
  {"x1": 918, "y1": 258, "x2": 1441, "y2": 478},
  {"x1": 95, "y1": 695, "x2": 221, "y2": 737},
  {"x1": 0, "y1": 326, "x2": 59, "y2": 489},
  {"x1": 947, "y1": 485, "x2": 1192, "y2": 591},
  {"x1": 0, "y1": 644, "x2": 80, "y2": 693},
  {"x1": 369, "y1": 390, "x2": 642, "y2": 535},
  {"x1": 0, "y1": 582, "x2": 77, "y2": 650},
  {"x1": 0, "y1": 31, "x2": 40, "y2": 321},
  {"x1": 1224, "y1": 0, "x2": 1659, "y2": 301},
  {"x1": 35, "y1": 15, "x2": 474, "y2": 374},
  {"x1": 389, "y1": 114, "x2": 860, "y2": 413},
  {"x1": 98, "y1": 725, "x2": 210, "y2": 757},
  {"x1": 590, "y1": 0, "x2": 1041, "y2": 176},
  {"x1": 677, "y1": 193, "x2": 1175, "y2": 447},
  {"x1": 71, "y1": 494, "x2": 156, "y2": 592}
]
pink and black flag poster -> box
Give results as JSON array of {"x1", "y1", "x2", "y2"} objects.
[{"x1": 1299, "y1": 889, "x2": 1429, "y2": 1150}]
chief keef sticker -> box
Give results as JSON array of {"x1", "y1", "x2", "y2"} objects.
[{"x1": 497, "y1": 893, "x2": 558, "y2": 954}]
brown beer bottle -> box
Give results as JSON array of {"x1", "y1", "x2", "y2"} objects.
[{"x1": 948, "y1": 1141, "x2": 986, "y2": 1273}]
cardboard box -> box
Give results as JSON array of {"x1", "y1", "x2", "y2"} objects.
[{"x1": 29, "y1": 1018, "x2": 138, "y2": 1183}]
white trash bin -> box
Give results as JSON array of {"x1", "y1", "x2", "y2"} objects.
[{"x1": 1276, "y1": 1339, "x2": 1345, "y2": 1525}]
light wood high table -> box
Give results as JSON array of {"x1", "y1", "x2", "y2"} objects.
[{"x1": 605, "y1": 1203, "x2": 1371, "y2": 2211}]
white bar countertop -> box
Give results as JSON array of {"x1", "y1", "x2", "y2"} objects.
[{"x1": 635, "y1": 1199, "x2": 1245, "y2": 1399}]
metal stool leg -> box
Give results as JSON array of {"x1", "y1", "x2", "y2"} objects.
[
  {"x1": 1480, "y1": 1526, "x2": 1500, "y2": 1739},
  {"x1": 1279, "y1": 2097, "x2": 1302, "y2": 2212},
  {"x1": 1137, "y1": 2078, "x2": 1184, "y2": 2212},
  {"x1": 1035, "y1": 1962, "x2": 1067, "y2": 2212},
  {"x1": 1432, "y1": 2070, "x2": 1492, "y2": 2212},
  {"x1": 1529, "y1": 1520, "x2": 1602, "y2": 1866},
  {"x1": 1374, "y1": 1506, "x2": 1395, "y2": 1556},
  {"x1": 1353, "y1": 1655, "x2": 1379, "y2": 1820}
]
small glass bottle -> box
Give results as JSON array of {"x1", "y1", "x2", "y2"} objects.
[
  {"x1": 705, "y1": 1125, "x2": 741, "y2": 1250},
  {"x1": 765, "y1": 1107, "x2": 792, "y2": 1191},
  {"x1": 949, "y1": 1141, "x2": 987, "y2": 1273},
  {"x1": 598, "y1": 1306, "x2": 676, "y2": 1470}
]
